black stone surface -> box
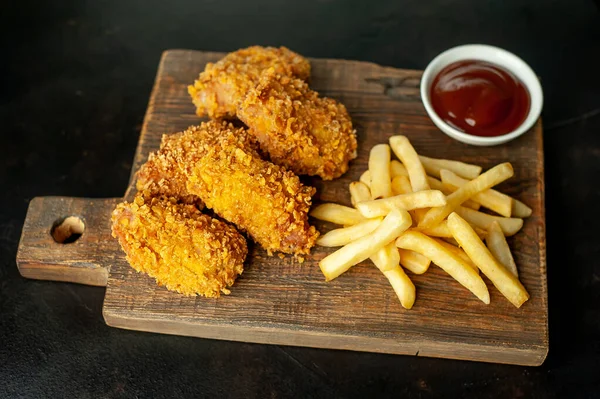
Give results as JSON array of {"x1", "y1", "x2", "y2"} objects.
[{"x1": 1, "y1": 1, "x2": 599, "y2": 398}]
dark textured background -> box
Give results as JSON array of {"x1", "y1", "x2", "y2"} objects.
[{"x1": 1, "y1": 1, "x2": 599, "y2": 398}]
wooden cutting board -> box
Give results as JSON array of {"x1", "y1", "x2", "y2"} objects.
[{"x1": 16, "y1": 50, "x2": 548, "y2": 366}]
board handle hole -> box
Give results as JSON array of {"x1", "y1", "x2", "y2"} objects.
[{"x1": 51, "y1": 216, "x2": 85, "y2": 244}]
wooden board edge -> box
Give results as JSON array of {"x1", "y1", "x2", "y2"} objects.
[
  {"x1": 103, "y1": 308, "x2": 549, "y2": 366},
  {"x1": 535, "y1": 119, "x2": 550, "y2": 356},
  {"x1": 17, "y1": 262, "x2": 109, "y2": 287},
  {"x1": 16, "y1": 196, "x2": 121, "y2": 287}
]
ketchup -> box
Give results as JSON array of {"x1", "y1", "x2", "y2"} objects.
[{"x1": 430, "y1": 60, "x2": 530, "y2": 137}]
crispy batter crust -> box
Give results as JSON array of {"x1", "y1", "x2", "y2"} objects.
[
  {"x1": 237, "y1": 68, "x2": 357, "y2": 180},
  {"x1": 136, "y1": 145, "x2": 203, "y2": 207},
  {"x1": 111, "y1": 194, "x2": 247, "y2": 297},
  {"x1": 188, "y1": 46, "x2": 311, "y2": 119},
  {"x1": 157, "y1": 120, "x2": 319, "y2": 255}
]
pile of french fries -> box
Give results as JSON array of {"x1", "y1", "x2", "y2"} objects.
[{"x1": 311, "y1": 136, "x2": 532, "y2": 309}]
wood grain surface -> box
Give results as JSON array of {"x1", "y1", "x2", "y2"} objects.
[
  {"x1": 18, "y1": 50, "x2": 548, "y2": 365},
  {"x1": 17, "y1": 197, "x2": 122, "y2": 286}
]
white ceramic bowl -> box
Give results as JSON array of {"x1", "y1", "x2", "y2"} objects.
[{"x1": 420, "y1": 44, "x2": 543, "y2": 146}]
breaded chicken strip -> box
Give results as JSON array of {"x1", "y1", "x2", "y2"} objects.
[
  {"x1": 111, "y1": 194, "x2": 247, "y2": 297},
  {"x1": 136, "y1": 147, "x2": 203, "y2": 207},
  {"x1": 137, "y1": 120, "x2": 261, "y2": 206},
  {"x1": 143, "y1": 120, "x2": 319, "y2": 256},
  {"x1": 237, "y1": 68, "x2": 357, "y2": 180},
  {"x1": 188, "y1": 46, "x2": 310, "y2": 119}
]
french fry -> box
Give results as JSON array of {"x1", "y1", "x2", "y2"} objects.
[
  {"x1": 447, "y1": 213, "x2": 528, "y2": 308},
  {"x1": 391, "y1": 175, "x2": 413, "y2": 196},
  {"x1": 428, "y1": 176, "x2": 480, "y2": 210},
  {"x1": 357, "y1": 190, "x2": 446, "y2": 218},
  {"x1": 396, "y1": 230, "x2": 490, "y2": 304},
  {"x1": 418, "y1": 222, "x2": 452, "y2": 238},
  {"x1": 372, "y1": 243, "x2": 415, "y2": 309},
  {"x1": 411, "y1": 208, "x2": 429, "y2": 225},
  {"x1": 474, "y1": 226, "x2": 488, "y2": 240},
  {"x1": 383, "y1": 266, "x2": 416, "y2": 309},
  {"x1": 512, "y1": 199, "x2": 533, "y2": 218},
  {"x1": 360, "y1": 170, "x2": 371, "y2": 187},
  {"x1": 441, "y1": 169, "x2": 512, "y2": 217},
  {"x1": 391, "y1": 175, "x2": 429, "y2": 224},
  {"x1": 441, "y1": 237, "x2": 459, "y2": 246},
  {"x1": 370, "y1": 242, "x2": 401, "y2": 272},
  {"x1": 419, "y1": 163, "x2": 514, "y2": 228},
  {"x1": 369, "y1": 144, "x2": 393, "y2": 199},
  {"x1": 435, "y1": 171, "x2": 531, "y2": 218},
  {"x1": 434, "y1": 238, "x2": 478, "y2": 271},
  {"x1": 311, "y1": 203, "x2": 367, "y2": 226},
  {"x1": 389, "y1": 136, "x2": 430, "y2": 192},
  {"x1": 486, "y1": 221, "x2": 518, "y2": 277},
  {"x1": 418, "y1": 221, "x2": 487, "y2": 239},
  {"x1": 455, "y1": 206, "x2": 523, "y2": 236},
  {"x1": 316, "y1": 218, "x2": 383, "y2": 247},
  {"x1": 419, "y1": 155, "x2": 482, "y2": 180},
  {"x1": 349, "y1": 181, "x2": 372, "y2": 206},
  {"x1": 359, "y1": 161, "x2": 408, "y2": 189},
  {"x1": 427, "y1": 175, "x2": 446, "y2": 191},
  {"x1": 398, "y1": 249, "x2": 431, "y2": 274},
  {"x1": 319, "y1": 209, "x2": 412, "y2": 281},
  {"x1": 390, "y1": 160, "x2": 409, "y2": 178}
]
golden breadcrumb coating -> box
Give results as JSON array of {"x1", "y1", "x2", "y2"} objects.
[
  {"x1": 188, "y1": 46, "x2": 311, "y2": 119},
  {"x1": 111, "y1": 194, "x2": 247, "y2": 297},
  {"x1": 237, "y1": 68, "x2": 357, "y2": 180},
  {"x1": 136, "y1": 146, "x2": 203, "y2": 207},
  {"x1": 156, "y1": 120, "x2": 319, "y2": 255}
]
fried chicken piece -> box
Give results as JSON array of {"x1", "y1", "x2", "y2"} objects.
[
  {"x1": 136, "y1": 146, "x2": 203, "y2": 207},
  {"x1": 155, "y1": 120, "x2": 319, "y2": 255},
  {"x1": 136, "y1": 120, "x2": 259, "y2": 207},
  {"x1": 111, "y1": 194, "x2": 247, "y2": 297},
  {"x1": 237, "y1": 68, "x2": 357, "y2": 180},
  {"x1": 188, "y1": 46, "x2": 311, "y2": 119}
]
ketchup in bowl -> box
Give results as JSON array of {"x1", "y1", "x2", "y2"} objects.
[{"x1": 430, "y1": 60, "x2": 530, "y2": 137}]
